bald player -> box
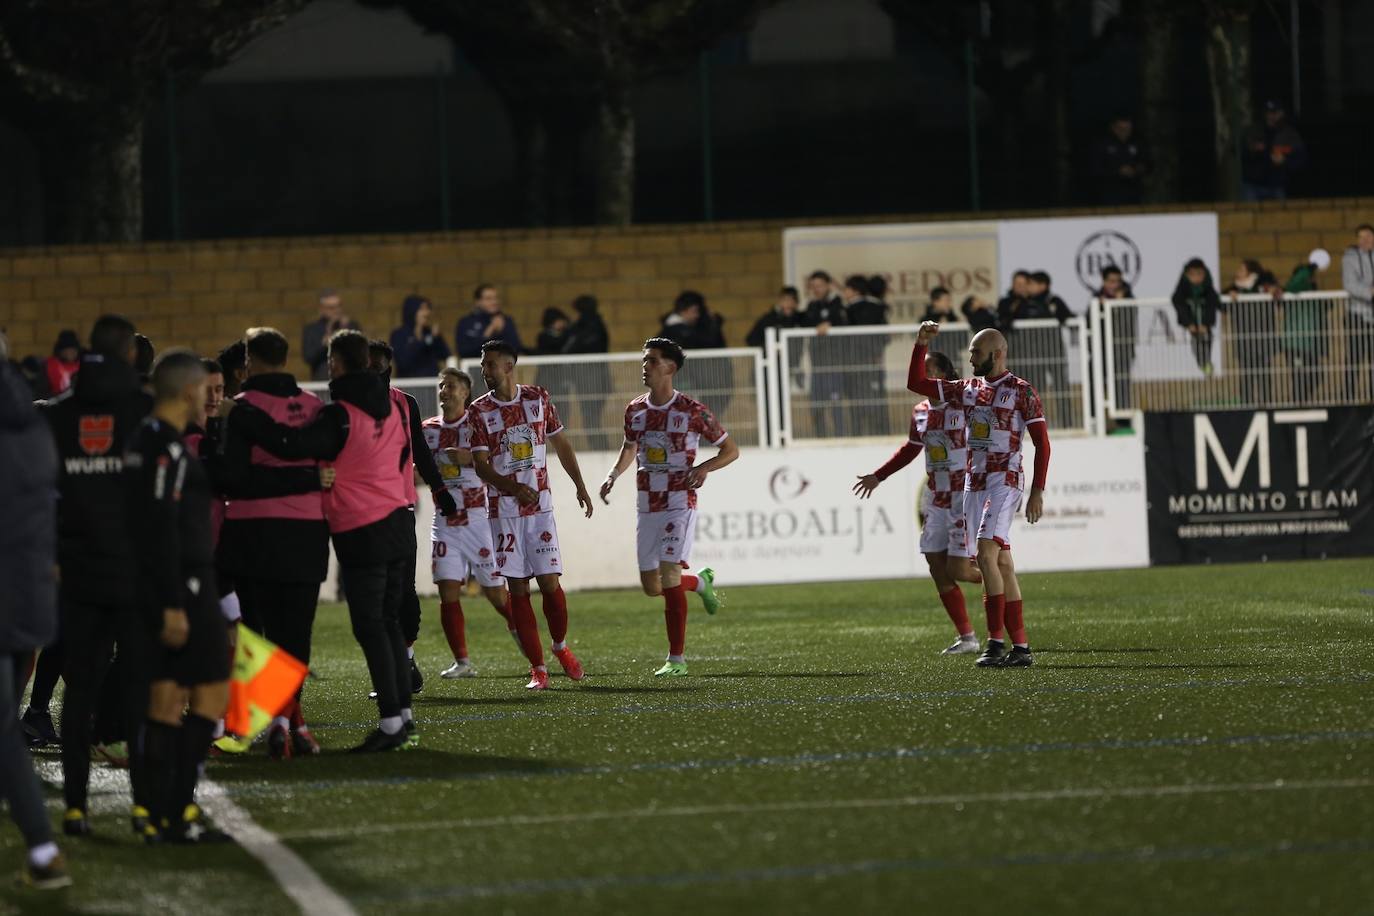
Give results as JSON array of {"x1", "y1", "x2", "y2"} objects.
[{"x1": 907, "y1": 323, "x2": 1050, "y2": 668}]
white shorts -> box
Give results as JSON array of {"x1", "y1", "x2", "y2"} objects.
[
  {"x1": 637, "y1": 509, "x2": 697, "y2": 572},
  {"x1": 919, "y1": 492, "x2": 973, "y2": 558},
  {"x1": 489, "y1": 512, "x2": 562, "y2": 579},
  {"x1": 432, "y1": 518, "x2": 504, "y2": 588},
  {"x1": 965, "y1": 485, "x2": 1023, "y2": 550}
]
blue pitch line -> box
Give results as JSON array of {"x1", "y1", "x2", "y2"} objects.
[
  {"x1": 351, "y1": 836, "x2": 1374, "y2": 902},
  {"x1": 314, "y1": 672, "x2": 1373, "y2": 730},
  {"x1": 221, "y1": 727, "x2": 1374, "y2": 798}
]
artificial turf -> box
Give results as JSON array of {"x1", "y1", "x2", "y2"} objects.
[{"x1": 4, "y1": 558, "x2": 1373, "y2": 915}]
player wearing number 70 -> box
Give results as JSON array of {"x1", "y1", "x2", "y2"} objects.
[
  {"x1": 600, "y1": 337, "x2": 738, "y2": 677},
  {"x1": 907, "y1": 322, "x2": 1052, "y2": 669}
]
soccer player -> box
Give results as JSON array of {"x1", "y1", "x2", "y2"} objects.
[
  {"x1": 853, "y1": 349, "x2": 983, "y2": 655},
  {"x1": 907, "y1": 322, "x2": 1050, "y2": 668},
  {"x1": 423, "y1": 367, "x2": 512, "y2": 678},
  {"x1": 599, "y1": 337, "x2": 736, "y2": 676},
  {"x1": 467, "y1": 339, "x2": 593, "y2": 690},
  {"x1": 127, "y1": 351, "x2": 233, "y2": 842}
]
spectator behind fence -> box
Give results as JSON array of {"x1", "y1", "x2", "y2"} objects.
[
  {"x1": 533, "y1": 307, "x2": 572, "y2": 404},
  {"x1": 561, "y1": 295, "x2": 610, "y2": 450},
  {"x1": 389, "y1": 295, "x2": 451, "y2": 379},
  {"x1": 1171, "y1": 258, "x2": 1223, "y2": 375},
  {"x1": 1282, "y1": 248, "x2": 1333, "y2": 401},
  {"x1": 802, "y1": 270, "x2": 846, "y2": 331},
  {"x1": 996, "y1": 270, "x2": 1032, "y2": 329},
  {"x1": 746, "y1": 286, "x2": 805, "y2": 349},
  {"x1": 1090, "y1": 114, "x2": 1149, "y2": 205},
  {"x1": 1094, "y1": 267, "x2": 1136, "y2": 411},
  {"x1": 802, "y1": 270, "x2": 849, "y2": 438},
  {"x1": 1009, "y1": 271, "x2": 1072, "y2": 408},
  {"x1": 45, "y1": 330, "x2": 81, "y2": 396},
  {"x1": 844, "y1": 275, "x2": 891, "y2": 437},
  {"x1": 922, "y1": 287, "x2": 957, "y2": 324},
  {"x1": 1223, "y1": 259, "x2": 1281, "y2": 406},
  {"x1": 1341, "y1": 224, "x2": 1374, "y2": 398},
  {"x1": 660, "y1": 290, "x2": 726, "y2": 350},
  {"x1": 960, "y1": 294, "x2": 999, "y2": 332},
  {"x1": 456, "y1": 284, "x2": 523, "y2": 358},
  {"x1": 1242, "y1": 100, "x2": 1306, "y2": 202},
  {"x1": 302, "y1": 289, "x2": 360, "y2": 381}
]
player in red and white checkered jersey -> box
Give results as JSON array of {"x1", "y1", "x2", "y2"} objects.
[
  {"x1": 467, "y1": 340, "x2": 594, "y2": 690},
  {"x1": 908, "y1": 321, "x2": 1051, "y2": 669},
  {"x1": 853, "y1": 349, "x2": 983, "y2": 656},
  {"x1": 600, "y1": 337, "x2": 738, "y2": 677},
  {"x1": 423, "y1": 368, "x2": 518, "y2": 682}
]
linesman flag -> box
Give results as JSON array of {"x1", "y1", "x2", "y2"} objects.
[{"x1": 225, "y1": 623, "x2": 308, "y2": 740}]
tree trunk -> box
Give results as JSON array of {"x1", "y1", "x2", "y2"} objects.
[
  {"x1": 595, "y1": 82, "x2": 634, "y2": 225},
  {"x1": 1204, "y1": 7, "x2": 1252, "y2": 201},
  {"x1": 1139, "y1": 0, "x2": 1179, "y2": 203},
  {"x1": 1321, "y1": 0, "x2": 1342, "y2": 115},
  {"x1": 509, "y1": 98, "x2": 552, "y2": 226},
  {"x1": 34, "y1": 105, "x2": 144, "y2": 243},
  {"x1": 1046, "y1": 0, "x2": 1074, "y2": 204}
]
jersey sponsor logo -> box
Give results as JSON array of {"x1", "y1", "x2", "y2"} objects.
[
  {"x1": 504, "y1": 425, "x2": 535, "y2": 468},
  {"x1": 539, "y1": 530, "x2": 553, "y2": 543},
  {"x1": 63, "y1": 455, "x2": 123, "y2": 474},
  {"x1": 483, "y1": 410, "x2": 503, "y2": 432},
  {"x1": 969, "y1": 407, "x2": 995, "y2": 446},
  {"x1": 670, "y1": 413, "x2": 686, "y2": 430},
  {"x1": 665, "y1": 521, "x2": 675, "y2": 533},
  {"x1": 78, "y1": 415, "x2": 115, "y2": 455},
  {"x1": 643, "y1": 431, "x2": 670, "y2": 468},
  {"x1": 927, "y1": 442, "x2": 950, "y2": 465},
  {"x1": 478, "y1": 547, "x2": 491, "y2": 558}
]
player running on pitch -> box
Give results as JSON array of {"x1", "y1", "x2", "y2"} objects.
[
  {"x1": 853, "y1": 348, "x2": 983, "y2": 655},
  {"x1": 423, "y1": 367, "x2": 513, "y2": 679},
  {"x1": 600, "y1": 337, "x2": 737, "y2": 677},
  {"x1": 468, "y1": 340, "x2": 593, "y2": 690},
  {"x1": 907, "y1": 322, "x2": 1050, "y2": 668}
]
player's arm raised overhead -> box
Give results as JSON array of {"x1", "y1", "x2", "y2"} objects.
[
  {"x1": 1023, "y1": 386, "x2": 1051, "y2": 525},
  {"x1": 599, "y1": 438, "x2": 637, "y2": 504},
  {"x1": 906, "y1": 321, "x2": 944, "y2": 397}
]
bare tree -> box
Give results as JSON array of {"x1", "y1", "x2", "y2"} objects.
[
  {"x1": 373, "y1": 0, "x2": 775, "y2": 225},
  {"x1": 1138, "y1": 0, "x2": 1180, "y2": 203},
  {"x1": 0, "y1": 0, "x2": 309, "y2": 243},
  {"x1": 1202, "y1": 0, "x2": 1255, "y2": 200}
]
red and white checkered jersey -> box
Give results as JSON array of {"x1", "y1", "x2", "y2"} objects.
[
  {"x1": 466, "y1": 385, "x2": 564, "y2": 519},
  {"x1": 422, "y1": 414, "x2": 487, "y2": 527},
  {"x1": 624, "y1": 391, "x2": 728, "y2": 513},
  {"x1": 910, "y1": 399, "x2": 967, "y2": 509},
  {"x1": 930, "y1": 371, "x2": 1043, "y2": 490}
]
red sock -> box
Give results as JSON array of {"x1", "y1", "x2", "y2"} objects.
[
  {"x1": 510, "y1": 594, "x2": 545, "y2": 667},
  {"x1": 938, "y1": 586, "x2": 973, "y2": 636},
  {"x1": 663, "y1": 585, "x2": 688, "y2": 656},
  {"x1": 681, "y1": 574, "x2": 699, "y2": 593},
  {"x1": 541, "y1": 587, "x2": 569, "y2": 644},
  {"x1": 984, "y1": 593, "x2": 1006, "y2": 640},
  {"x1": 440, "y1": 600, "x2": 467, "y2": 660},
  {"x1": 1005, "y1": 599, "x2": 1027, "y2": 646},
  {"x1": 288, "y1": 698, "x2": 305, "y2": 730}
]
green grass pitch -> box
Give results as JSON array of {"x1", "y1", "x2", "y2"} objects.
[{"x1": 4, "y1": 558, "x2": 1373, "y2": 915}]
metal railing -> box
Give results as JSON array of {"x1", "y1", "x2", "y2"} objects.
[
  {"x1": 1094, "y1": 292, "x2": 1370, "y2": 418},
  {"x1": 768, "y1": 319, "x2": 1092, "y2": 444}
]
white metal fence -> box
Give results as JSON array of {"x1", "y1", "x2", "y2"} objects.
[{"x1": 1095, "y1": 291, "x2": 1371, "y2": 418}]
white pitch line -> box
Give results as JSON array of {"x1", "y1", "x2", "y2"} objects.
[
  {"x1": 36, "y1": 760, "x2": 357, "y2": 916},
  {"x1": 277, "y1": 776, "x2": 1374, "y2": 842}
]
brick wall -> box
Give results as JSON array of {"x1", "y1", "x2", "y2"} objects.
[{"x1": 2, "y1": 197, "x2": 1370, "y2": 379}]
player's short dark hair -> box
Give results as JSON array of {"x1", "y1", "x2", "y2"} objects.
[
  {"x1": 328, "y1": 329, "x2": 371, "y2": 374},
  {"x1": 927, "y1": 351, "x2": 958, "y2": 381},
  {"x1": 218, "y1": 340, "x2": 246, "y2": 376},
  {"x1": 480, "y1": 339, "x2": 519, "y2": 363},
  {"x1": 643, "y1": 336, "x2": 685, "y2": 369},
  {"x1": 807, "y1": 269, "x2": 832, "y2": 284},
  {"x1": 367, "y1": 338, "x2": 393, "y2": 374},
  {"x1": 151, "y1": 349, "x2": 206, "y2": 402},
  {"x1": 779, "y1": 285, "x2": 799, "y2": 301},
  {"x1": 843, "y1": 275, "x2": 870, "y2": 297},
  {"x1": 930, "y1": 286, "x2": 951, "y2": 302},
  {"x1": 89, "y1": 314, "x2": 136, "y2": 359},
  {"x1": 134, "y1": 334, "x2": 155, "y2": 375},
  {"x1": 439, "y1": 366, "x2": 471, "y2": 388},
  {"x1": 868, "y1": 275, "x2": 888, "y2": 299},
  {"x1": 1012, "y1": 269, "x2": 1030, "y2": 280},
  {"x1": 1029, "y1": 271, "x2": 1051, "y2": 286},
  {"x1": 1101, "y1": 265, "x2": 1123, "y2": 279},
  {"x1": 473, "y1": 283, "x2": 496, "y2": 301},
  {"x1": 201, "y1": 358, "x2": 223, "y2": 376},
  {"x1": 245, "y1": 326, "x2": 289, "y2": 368},
  {"x1": 1356, "y1": 223, "x2": 1374, "y2": 235},
  {"x1": 674, "y1": 290, "x2": 706, "y2": 313}
]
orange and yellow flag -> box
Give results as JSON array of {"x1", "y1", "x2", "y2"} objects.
[{"x1": 224, "y1": 623, "x2": 308, "y2": 740}]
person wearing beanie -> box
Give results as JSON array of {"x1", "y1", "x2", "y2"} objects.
[{"x1": 389, "y1": 295, "x2": 451, "y2": 379}]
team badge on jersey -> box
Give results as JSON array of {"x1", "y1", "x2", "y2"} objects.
[
  {"x1": 79, "y1": 415, "x2": 115, "y2": 455},
  {"x1": 504, "y1": 425, "x2": 535, "y2": 469},
  {"x1": 643, "y1": 431, "x2": 670, "y2": 469}
]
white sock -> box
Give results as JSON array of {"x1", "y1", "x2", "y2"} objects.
[
  {"x1": 691, "y1": 575, "x2": 706, "y2": 594},
  {"x1": 212, "y1": 718, "x2": 225, "y2": 739},
  {"x1": 273, "y1": 715, "x2": 289, "y2": 730},
  {"x1": 552, "y1": 640, "x2": 567, "y2": 652},
  {"x1": 959, "y1": 632, "x2": 977, "y2": 641},
  {"x1": 380, "y1": 716, "x2": 403, "y2": 735},
  {"x1": 28, "y1": 842, "x2": 59, "y2": 868},
  {"x1": 1014, "y1": 643, "x2": 1029, "y2": 650},
  {"x1": 400, "y1": 708, "x2": 413, "y2": 723},
  {"x1": 407, "y1": 646, "x2": 415, "y2": 660}
]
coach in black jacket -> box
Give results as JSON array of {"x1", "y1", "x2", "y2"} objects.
[{"x1": 42, "y1": 315, "x2": 154, "y2": 834}]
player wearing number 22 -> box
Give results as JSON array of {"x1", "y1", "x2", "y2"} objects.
[
  {"x1": 466, "y1": 340, "x2": 595, "y2": 690},
  {"x1": 601, "y1": 337, "x2": 738, "y2": 677},
  {"x1": 907, "y1": 321, "x2": 1051, "y2": 668}
]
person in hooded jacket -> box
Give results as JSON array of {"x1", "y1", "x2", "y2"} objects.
[
  {"x1": 389, "y1": 295, "x2": 451, "y2": 379},
  {"x1": 225, "y1": 329, "x2": 429, "y2": 752},
  {"x1": 0, "y1": 348, "x2": 72, "y2": 889},
  {"x1": 562, "y1": 294, "x2": 611, "y2": 449},
  {"x1": 45, "y1": 329, "x2": 81, "y2": 396},
  {"x1": 1171, "y1": 258, "x2": 1224, "y2": 375}
]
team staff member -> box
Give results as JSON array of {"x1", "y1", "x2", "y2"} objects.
[
  {"x1": 225, "y1": 330, "x2": 417, "y2": 752},
  {"x1": 216, "y1": 328, "x2": 331, "y2": 758},
  {"x1": 43, "y1": 315, "x2": 153, "y2": 837},
  {"x1": 368, "y1": 340, "x2": 458, "y2": 693},
  {"x1": 127, "y1": 352, "x2": 233, "y2": 843}
]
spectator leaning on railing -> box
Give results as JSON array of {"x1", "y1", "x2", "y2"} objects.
[
  {"x1": 844, "y1": 275, "x2": 891, "y2": 437},
  {"x1": 922, "y1": 287, "x2": 958, "y2": 324},
  {"x1": 1171, "y1": 258, "x2": 1223, "y2": 375},
  {"x1": 745, "y1": 286, "x2": 804, "y2": 349},
  {"x1": 1093, "y1": 266, "x2": 1135, "y2": 411},
  {"x1": 1341, "y1": 224, "x2": 1374, "y2": 397},
  {"x1": 1282, "y1": 249, "x2": 1333, "y2": 401},
  {"x1": 561, "y1": 295, "x2": 611, "y2": 450},
  {"x1": 1223, "y1": 259, "x2": 1281, "y2": 406}
]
